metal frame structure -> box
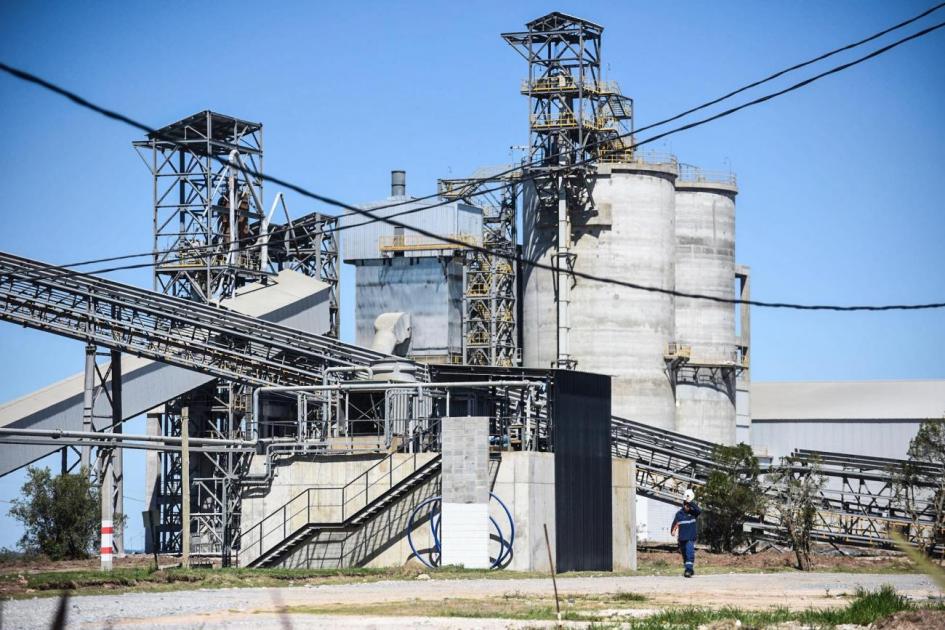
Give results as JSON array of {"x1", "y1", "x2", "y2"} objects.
[
  {"x1": 133, "y1": 111, "x2": 266, "y2": 302},
  {"x1": 439, "y1": 172, "x2": 519, "y2": 367},
  {"x1": 503, "y1": 12, "x2": 633, "y2": 369},
  {"x1": 268, "y1": 210, "x2": 340, "y2": 338}
]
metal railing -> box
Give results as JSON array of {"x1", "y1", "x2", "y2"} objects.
[
  {"x1": 236, "y1": 450, "x2": 439, "y2": 566},
  {"x1": 678, "y1": 163, "x2": 737, "y2": 186},
  {"x1": 378, "y1": 233, "x2": 480, "y2": 253}
]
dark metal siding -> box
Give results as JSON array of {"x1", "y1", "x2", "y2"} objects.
[{"x1": 553, "y1": 370, "x2": 612, "y2": 572}]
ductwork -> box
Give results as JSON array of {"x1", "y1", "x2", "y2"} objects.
[{"x1": 371, "y1": 312, "x2": 411, "y2": 356}]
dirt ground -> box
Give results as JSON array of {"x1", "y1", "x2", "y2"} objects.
[
  {"x1": 0, "y1": 553, "x2": 180, "y2": 576},
  {"x1": 637, "y1": 547, "x2": 919, "y2": 573},
  {"x1": 0, "y1": 547, "x2": 920, "y2": 577}
]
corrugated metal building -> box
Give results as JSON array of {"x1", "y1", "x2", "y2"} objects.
[
  {"x1": 339, "y1": 172, "x2": 482, "y2": 363},
  {"x1": 750, "y1": 380, "x2": 945, "y2": 462}
]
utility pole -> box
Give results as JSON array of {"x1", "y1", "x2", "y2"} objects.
[{"x1": 181, "y1": 405, "x2": 190, "y2": 567}]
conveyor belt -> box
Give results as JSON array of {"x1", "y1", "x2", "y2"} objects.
[
  {"x1": 611, "y1": 415, "x2": 943, "y2": 551},
  {"x1": 0, "y1": 251, "x2": 423, "y2": 386}
]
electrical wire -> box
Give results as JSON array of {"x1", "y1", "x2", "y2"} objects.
[
  {"x1": 40, "y1": 5, "x2": 945, "y2": 272},
  {"x1": 2, "y1": 17, "x2": 945, "y2": 310}
]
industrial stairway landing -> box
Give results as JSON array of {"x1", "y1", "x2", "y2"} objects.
[{"x1": 238, "y1": 453, "x2": 442, "y2": 568}]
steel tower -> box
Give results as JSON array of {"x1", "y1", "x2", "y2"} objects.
[{"x1": 503, "y1": 12, "x2": 633, "y2": 369}]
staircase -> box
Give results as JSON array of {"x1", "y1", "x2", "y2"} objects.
[{"x1": 238, "y1": 452, "x2": 441, "y2": 567}]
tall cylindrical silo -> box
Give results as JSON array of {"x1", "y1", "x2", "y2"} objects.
[
  {"x1": 673, "y1": 174, "x2": 738, "y2": 445},
  {"x1": 521, "y1": 158, "x2": 678, "y2": 431}
]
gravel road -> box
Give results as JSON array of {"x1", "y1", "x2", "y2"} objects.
[{"x1": 1, "y1": 572, "x2": 938, "y2": 629}]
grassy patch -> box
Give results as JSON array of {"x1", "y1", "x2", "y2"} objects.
[
  {"x1": 625, "y1": 585, "x2": 939, "y2": 629},
  {"x1": 279, "y1": 586, "x2": 941, "y2": 628}
]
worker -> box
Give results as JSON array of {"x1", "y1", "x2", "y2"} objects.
[{"x1": 670, "y1": 488, "x2": 701, "y2": 578}]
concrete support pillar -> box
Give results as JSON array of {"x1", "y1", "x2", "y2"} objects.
[
  {"x1": 440, "y1": 416, "x2": 490, "y2": 569},
  {"x1": 80, "y1": 344, "x2": 96, "y2": 472},
  {"x1": 144, "y1": 412, "x2": 162, "y2": 554}
]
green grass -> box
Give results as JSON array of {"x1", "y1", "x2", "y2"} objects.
[
  {"x1": 279, "y1": 585, "x2": 941, "y2": 629},
  {"x1": 622, "y1": 585, "x2": 939, "y2": 629}
]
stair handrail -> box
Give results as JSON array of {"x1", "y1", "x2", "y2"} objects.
[{"x1": 236, "y1": 419, "x2": 443, "y2": 565}]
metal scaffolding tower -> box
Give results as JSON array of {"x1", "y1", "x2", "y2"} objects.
[
  {"x1": 503, "y1": 12, "x2": 633, "y2": 369},
  {"x1": 133, "y1": 111, "x2": 266, "y2": 303},
  {"x1": 439, "y1": 170, "x2": 519, "y2": 368}
]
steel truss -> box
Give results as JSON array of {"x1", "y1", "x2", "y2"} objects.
[
  {"x1": 133, "y1": 111, "x2": 266, "y2": 302},
  {"x1": 503, "y1": 12, "x2": 634, "y2": 369},
  {"x1": 0, "y1": 252, "x2": 385, "y2": 386},
  {"x1": 611, "y1": 416, "x2": 944, "y2": 552},
  {"x1": 268, "y1": 211, "x2": 340, "y2": 338},
  {"x1": 439, "y1": 173, "x2": 519, "y2": 367}
]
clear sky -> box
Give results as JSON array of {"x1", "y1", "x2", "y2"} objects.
[{"x1": 0, "y1": 1, "x2": 943, "y2": 551}]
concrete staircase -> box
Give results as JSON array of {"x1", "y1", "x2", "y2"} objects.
[{"x1": 240, "y1": 453, "x2": 442, "y2": 568}]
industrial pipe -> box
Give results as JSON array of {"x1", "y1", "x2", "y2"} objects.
[
  {"x1": 251, "y1": 379, "x2": 541, "y2": 440},
  {"x1": 0, "y1": 427, "x2": 254, "y2": 447}
]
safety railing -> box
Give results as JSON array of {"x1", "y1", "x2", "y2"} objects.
[
  {"x1": 677, "y1": 163, "x2": 737, "y2": 186},
  {"x1": 236, "y1": 449, "x2": 439, "y2": 566},
  {"x1": 378, "y1": 233, "x2": 480, "y2": 253},
  {"x1": 521, "y1": 78, "x2": 621, "y2": 95}
]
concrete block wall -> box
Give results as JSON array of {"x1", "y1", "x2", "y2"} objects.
[{"x1": 441, "y1": 417, "x2": 490, "y2": 569}]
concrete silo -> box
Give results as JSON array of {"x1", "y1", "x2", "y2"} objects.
[
  {"x1": 522, "y1": 157, "x2": 679, "y2": 430},
  {"x1": 673, "y1": 169, "x2": 739, "y2": 444}
]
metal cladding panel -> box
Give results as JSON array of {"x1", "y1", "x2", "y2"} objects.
[
  {"x1": 750, "y1": 418, "x2": 931, "y2": 463},
  {"x1": 340, "y1": 199, "x2": 482, "y2": 261},
  {"x1": 354, "y1": 258, "x2": 463, "y2": 357},
  {"x1": 553, "y1": 370, "x2": 613, "y2": 572}
]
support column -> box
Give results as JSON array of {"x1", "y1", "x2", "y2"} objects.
[
  {"x1": 181, "y1": 405, "x2": 191, "y2": 566},
  {"x1": 554, "y1": 173, "x2": 574, "y2": 370},
  {"x1": 80, "y1": 344, "x2": 96, "y2": 472},
  {"x1": 144, "y1": 412, "x2": 162, "y2": 555},
  {"x1": 100, "y1": 447, "x2": 114, "y2": 571},
  {"x1": 110, "y1": 350, "x2": 124, "y2": 556}
]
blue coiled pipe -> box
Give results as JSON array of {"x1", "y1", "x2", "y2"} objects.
[{"x1": 406, "y1": 492, "x2": 515, "y2": 569}]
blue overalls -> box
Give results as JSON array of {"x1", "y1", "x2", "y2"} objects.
[{"x1": 672, "y1": 502, "x2": 701, "y2": 574}]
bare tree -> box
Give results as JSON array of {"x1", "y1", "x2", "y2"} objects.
[
  {"x1": 893, "y1": 419, "x2": 945, "y2": 556},
  {"x1": 768, "y1": 457, "x2": 826, "y2": 571}
]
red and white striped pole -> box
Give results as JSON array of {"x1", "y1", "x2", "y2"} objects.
[
  {"x1": 100, "y1": 447, "x2": 114, "y2": 572},
  {"x1": 100, "y1": 519, "x2": 113, "y2": 571}
]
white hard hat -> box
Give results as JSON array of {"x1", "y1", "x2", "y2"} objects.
[{"x1": 683, "y1": 489, "x2": 695, "y2": 503}]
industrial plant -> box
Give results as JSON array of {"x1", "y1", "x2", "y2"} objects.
[{"x1": 0, "y1": 11, "x2": 942, "y2": 576}]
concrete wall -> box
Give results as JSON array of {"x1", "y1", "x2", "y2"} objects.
[
  {"x1": 674, "y1": 182, "x2": 738, "y2": 445},
  {"x1": 252, "y1": 451, "x2": 637, "y2": 572},
  {"x1": 490, "y1": 452, "x2": 556, "y2": 572}
]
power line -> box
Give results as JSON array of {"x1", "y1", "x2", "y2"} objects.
[
  {"x1": 40, "y1": 6, "x2": 945, "y2": 273},
  {"x1": 634, "y1": 1, "x2": 945, "y2": 135},
  {"x1": 2, "y1": 20, "x2": 945, "y2": 311}
]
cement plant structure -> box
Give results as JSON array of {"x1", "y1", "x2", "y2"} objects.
[{"x1": 0, "y1": 11, "x2": 942, "y2": 571}]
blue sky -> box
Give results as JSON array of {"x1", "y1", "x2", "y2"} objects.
[{"x1": 0, "y1": 1, "x2": 943, "y2": 551}]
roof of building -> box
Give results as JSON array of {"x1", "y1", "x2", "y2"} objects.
[{"x1": 752, "y1": 380, "x2": 945, "y2": 421}]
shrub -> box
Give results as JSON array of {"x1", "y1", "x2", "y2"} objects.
[
  {"x1": 9, "y1": 466, "x2": 99, "y2": 560},
  {"x1": 697, "y1": 443, "x2": 765, "y2": 552}
]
